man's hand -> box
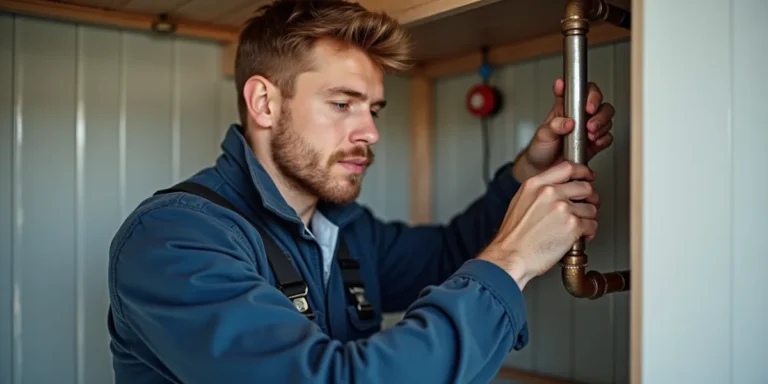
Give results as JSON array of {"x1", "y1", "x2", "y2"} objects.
[
  {"x1": 512, "y1": 78, "x2": 616, "y2": 183},
  {"x1": 478, "y1": 162, "x2": 599, "y2": 290}
]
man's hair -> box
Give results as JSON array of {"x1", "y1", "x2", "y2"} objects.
[{"x1": 234, "y1": 0, "x2": 413, "y2": 127}]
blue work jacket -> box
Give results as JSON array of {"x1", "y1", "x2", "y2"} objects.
[{"x1": 107, "y1": 124, "x2": 530, "y2": 383}]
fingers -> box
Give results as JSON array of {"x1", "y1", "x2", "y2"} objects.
[
  {"x1": 587, "y1": 103, "x2": 615, "y2": 137},
  {"x1": 537, "y1": 117, "x2": 574, "y2": 143},
  {"x1": 554, "y1": 180, "x2": 599, "y2": 203},
  {"x1": 579, "y1": 218, "x2": 599, "y2": 241},
  {"x1": 529, "y1": 162, "x2": 595, "y2": 187},
  {"x1": 570, "y1": 202, "x2": 598, "y2": 220},
  {"x1": 594, "y1": 133, "x2": 613, "y2": 148},
  {"x1": 542, "y1": 101, "x2": 614, "y2": 143},
  {"x1": 586, "y1": 82, "x2": 603, "y2": 114},
  {"x1": 562, "y1": 203, "x2": 598, "y2": 241},
  {"x1": 588, "y1": 121, "x2": 612, "y2": 141},
  {"x1": 587, "y1": 133, "x2": 614, "y2": 159}
]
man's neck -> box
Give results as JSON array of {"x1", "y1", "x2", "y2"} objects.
[{"x1": 245, "y1": 127, "x2": 318, "y2": 227}]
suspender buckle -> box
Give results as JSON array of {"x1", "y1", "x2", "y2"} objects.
[
  {"x1": 339, "y1": 253, "x2": 375, "y2": 321},
  {"x1": 283, "y1": 283, "x2": 315, "y2": 320},
  {"x1": 347, "y1": 286, "x2": 375, "y2": 320}
]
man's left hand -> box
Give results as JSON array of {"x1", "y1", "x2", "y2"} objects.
[{"x1": 512, "y1": 78, "x2": 615, "y2": 183}]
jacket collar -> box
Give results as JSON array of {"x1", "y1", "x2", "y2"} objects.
[{"x1": 216, "y1": 124, "x2": 363, "y2": 229}]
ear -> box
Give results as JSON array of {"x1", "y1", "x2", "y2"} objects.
[{"x1": 243, "y1": 75, "x2": 282, "y2": 128}]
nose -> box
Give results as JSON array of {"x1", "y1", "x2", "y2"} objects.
[{"x1": 349, "y1": 114, "x2": 380, "y2": 145}]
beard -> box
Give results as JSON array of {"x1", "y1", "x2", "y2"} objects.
[{"x1": 270, "y1": 104, "x2": 375, "y2": 205}]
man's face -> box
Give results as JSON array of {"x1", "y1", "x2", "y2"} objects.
[{"x1": 271, "y1": 39, "x2": 384, "y2": 205}]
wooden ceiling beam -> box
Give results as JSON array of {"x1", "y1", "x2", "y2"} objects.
[
  {"x1": 414, "y1": 23, "x2": 630, "y2": 79},
  {"x1": 359, "y1": 0, "x2": 502, "y2": 25},
  {"x1": 0, "y1": 0, "x2": 240, "y2": 42}
]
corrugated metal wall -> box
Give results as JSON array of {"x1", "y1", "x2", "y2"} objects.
[
  {"x1": 0, "y1": 13, "x2": 231, "y2": 384},
  {"x1": 0, "y1": 12, "x2": 411, "y2": 384},
  {"x1": 432, "y1": 42, "x2": 632, "y2": 384},
  {"x1": 1, "y1": 9, "x2": 631, "y2": 384}
]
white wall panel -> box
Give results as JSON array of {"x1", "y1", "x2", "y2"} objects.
[
  {"x1": 638, "y1": 0, "x2": 768, "y2": 382},
  {"x1": 0, "y1": 13, "x2": 235, "y2": 384}
]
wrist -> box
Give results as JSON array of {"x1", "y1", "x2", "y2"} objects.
[
  {"x1": 506, "y1": 256, "x2": 530, "y2": 291},
  {"x1": 478, "y1": 246, "x2": 532, "y2": 290}
]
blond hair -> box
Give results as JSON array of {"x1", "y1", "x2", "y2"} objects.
[{"x1": 234, "y1": 0, "x2": 413, "y2": 127}]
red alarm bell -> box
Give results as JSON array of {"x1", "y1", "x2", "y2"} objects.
[{"x1": 466, "y1": 83, "x2": 502, "y2": 118}]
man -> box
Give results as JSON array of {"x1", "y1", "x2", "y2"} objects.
[{"x1": 107, "y1": 1, "x2": 615, "y2": 383}]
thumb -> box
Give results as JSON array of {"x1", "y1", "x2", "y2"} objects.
[{"x1": 535, "y1": 116, "x2": 574, "y2": 143}]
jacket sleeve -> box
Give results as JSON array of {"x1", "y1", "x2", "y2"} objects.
[
  {"x1": 110, "y1": 202, "x2": 529, "y2": 384},
  {"x1": 372, "y1": 162, "x2": 523, "y2": 313}
]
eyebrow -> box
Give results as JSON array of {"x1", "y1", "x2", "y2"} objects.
[{"x1": 324, "y1": 86, "x2": 387, "y2": 108}]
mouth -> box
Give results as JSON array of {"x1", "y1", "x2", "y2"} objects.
[{"x1": 337, "y1": 157, "x2": 369, "y2": 174}]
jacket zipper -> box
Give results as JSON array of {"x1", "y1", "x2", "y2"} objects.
[{"x1": 324, "y1": 241, "x2": 342, "y2": 339}]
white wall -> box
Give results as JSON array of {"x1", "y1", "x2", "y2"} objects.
[
  {"x1": 635, "y1": 0, "x2": 768, "y2": 382},
  {"x1": 431, "y1": 41, "x2": 632, "y2": 384},
  {"x1": 0, "y1": 13, "x2": 234, "y2": 384}
]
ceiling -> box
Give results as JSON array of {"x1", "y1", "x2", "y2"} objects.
[
  {"x1": 39, "y1": 0, "x2": 630, "y2": 62},
  {"x1": 52, "y1": 0, "x2": 296, "y2": 27},
  {"x1": 408, "y1": 0, "x2": 630, "y2": 61}
]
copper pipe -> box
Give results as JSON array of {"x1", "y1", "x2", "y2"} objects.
[{"x1": 559, "y1": 0, "x2": 631, "y2": 299}]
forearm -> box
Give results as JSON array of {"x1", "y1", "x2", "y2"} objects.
[{"x1": 116, "y1": 259, "x2": 529, "y2": 383}]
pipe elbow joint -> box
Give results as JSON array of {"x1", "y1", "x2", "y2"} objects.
[
  {"x1": 561, "y1": 266, "x2": 631, "y2": 300},
  {"x1": 561, "y1": 265, "x2": 599, "y2": 299},
  {"x1": 563, "y1": 0, "x2": 602, "y2": 22}
]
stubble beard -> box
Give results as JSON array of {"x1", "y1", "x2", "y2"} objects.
[{"x1": 270, "y1": 104, "x2": 374, "y2": 205}]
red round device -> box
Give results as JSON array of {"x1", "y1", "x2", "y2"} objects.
[{"x1": 465, "y1": 84, "x2": 502, "y2": 118}]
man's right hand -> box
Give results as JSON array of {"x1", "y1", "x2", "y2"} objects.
[{"x1": 478, "y1": 161, "x2": 600, "y2": 290}]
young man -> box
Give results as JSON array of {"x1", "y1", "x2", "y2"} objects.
[{"x1": 107, "y1": 1, "x2": 615, "y2": 382}]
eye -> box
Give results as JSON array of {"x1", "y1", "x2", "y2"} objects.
[
  {"x1": 370, "y1": 110, "x2": 379, "y2": 119},
  {"x1": 331, "y1": 102, "x2": 349, "y2": 111}
]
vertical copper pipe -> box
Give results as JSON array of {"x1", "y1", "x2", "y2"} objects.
[{"x1": 559, "y1": 0, "x2": 631, "y2": 299}]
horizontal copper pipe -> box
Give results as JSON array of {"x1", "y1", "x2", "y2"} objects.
[
  {"x1": 598, "y1": 2, "x2": 631, "y2": 30},
  {"x1": 559, "y1": 0, "x2": 631, "y2": 299}
]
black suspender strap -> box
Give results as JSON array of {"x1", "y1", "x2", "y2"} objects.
[
  {"x1": 153, "y1": 182, "x2": 314, "y2": 320},
  {"x1": 336, "y1": 240, "x2": 375, "y2": 320}
]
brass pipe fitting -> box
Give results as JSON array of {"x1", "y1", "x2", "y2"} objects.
[
  {"x1": 559, "y1": 0, "x2": 631, "y2": 299},
  {"x1": 563, "y1": 0, "x2": 631, "y2": 32},
  {"x1": 561, "y1": 252, "x2": 630, "y2": 299}
]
